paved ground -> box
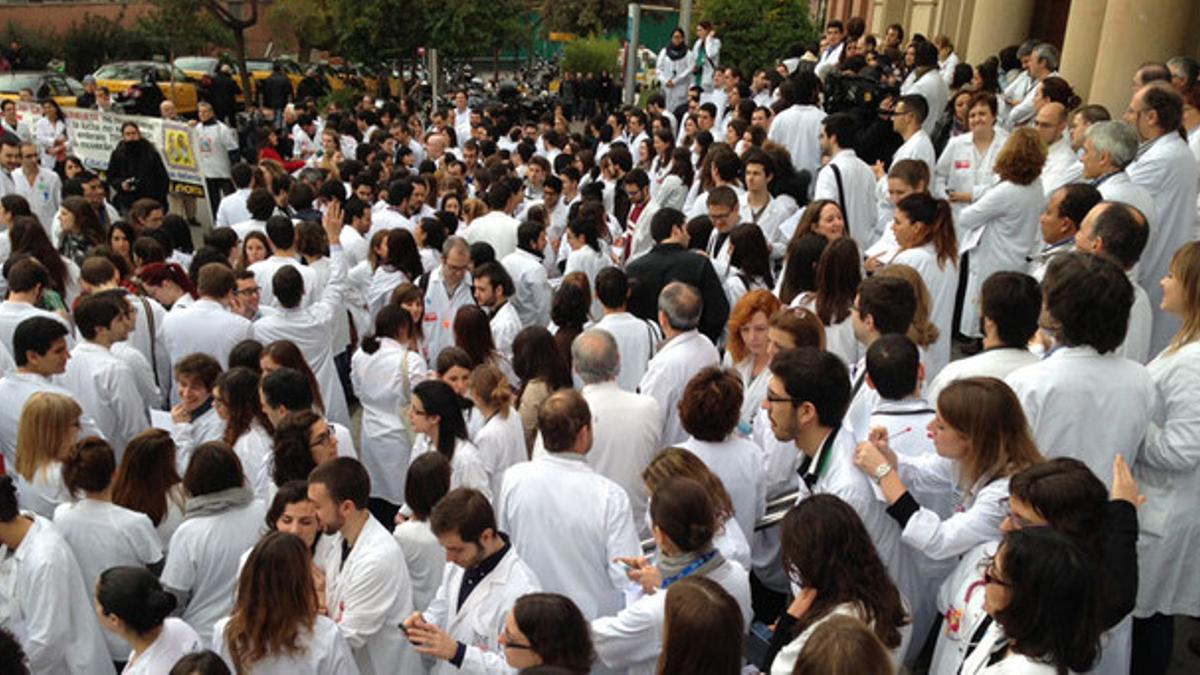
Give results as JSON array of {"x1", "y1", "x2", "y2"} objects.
[{"x1": 1169, "y1": 616, "x2": 1200, "y2": 673}]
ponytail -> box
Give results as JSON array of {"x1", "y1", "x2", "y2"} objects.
[
  {"x1": 97, "y1": 566, "x2": 177, "y2": 635},
  {"x1": 469, "y1": 363, "x2": 515, "y2": 417},
  {"x1": 896, "y1": 193, "x2": 958, "y2": 268},
  {"x1": 361, "y1": 304, "x2": 414, "y2": 355}
]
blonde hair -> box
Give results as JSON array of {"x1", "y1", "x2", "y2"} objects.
[
  {"x1": 642, "y1": 447, "x2": 735, "y2": 527},
  {"x1": 1168, "y1": 242, "x2": 1200, "y2": 353},
  {"x1": 878, "y1": 264, "x2": 939, "y2": 348},
  {"x1": 15, "y1": 392, "x2": 82, "y2": 480},
  {"x1": 461, "y1": 198, "x2": 488, "y2": 224},
  {"x1": 468, "y1": 363, "x2": 515, "y2": 419}
]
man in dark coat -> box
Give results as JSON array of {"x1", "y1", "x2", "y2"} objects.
[
  {"x1": 259, "y1": 62, "x2": 293, "y2": 129},
  {"x1": 208, "y1": 64, "x2": 242, "y2": 125},
  {"x1": 296, "y1": 67, "x2": 328, "y2": 104},
  {"x1": 105, "y1": 122, "x2": 170, "y2": 213},
  {"x1": 625, "y1": 207, "x2": 730, "y2": 343}
]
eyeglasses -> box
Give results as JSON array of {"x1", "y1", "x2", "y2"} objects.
[
  {"x1": 765, "y1": 394, "x2": 796, "y2": 404},
  {"x1": 1001, "y1": 498, "x2": 1033, "y2": 529},
  {"x1": 20, "y1": 154, "x2": 36, "y2": 159},
  {"x1": 236, "y1": 287, "x2": 261, "y2": 297},
  {"x1": 709, "y1": 209, "x2": 735, "y2": 222},
  {"x1": 309, "y1": 428, "x2": 333, "y2": 446},
  {"x1": 979, "y1": 556, "x2": 1010, "y2": 587}
]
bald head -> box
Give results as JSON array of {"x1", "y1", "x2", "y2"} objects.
[
  {"x1": 1035, "y1": 102, "x2": 1068, "y2": 146},
  {"x1": 571, "y1": 329, "x2": 620, "y2": 384},
  {"x1": 1076, "y1": 201, "x2": 1148, "y2": 270}
]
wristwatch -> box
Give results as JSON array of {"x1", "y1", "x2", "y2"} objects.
[{"x1": 872, "y1": 463, "x2": 893, "y2": 483}]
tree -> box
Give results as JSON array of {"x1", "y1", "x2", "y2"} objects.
[
  {"x1": 266, "y1": 0, "x2": 339, "y2": 62},
  {"x1": 697, "y1": 0, "x2": 817, "y2": 76},
  {"x1": 562, "y1": 35, "x2": 620, "y2": 75},
  {"x1": 136, "y1": 0, "x2": 232, "y2": 60},
  {"x1": 334, "y1": 0, "x2": 425, "y2": 65},
  {"x1": 541, "y1": 0, "x2": 626, "y2": 37},
  {"x1": 201, "y1": 0, "x2": 260, "y2": 107}
]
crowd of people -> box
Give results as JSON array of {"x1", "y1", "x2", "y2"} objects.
[{"x1": 0, "y1": 12, "x2": 1196, "y2": 675}]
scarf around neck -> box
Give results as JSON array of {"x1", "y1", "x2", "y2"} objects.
[
  {"x1": 184, "y1": 486, "x2": 253, "y2": 521},
  {"x1": 666, "y1": 41, "x2": 689, "y2": 61},
  {"x1": 659, "y1": 546, "x2": 724, "y2": 588}
]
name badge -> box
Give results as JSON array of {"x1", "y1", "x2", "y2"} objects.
[
  {"x1": 424, "y1": 312, "x2": 437, "y2": 323},
  {"x1": 954, "y1": 160, "x2": 970, "y2": 170}
]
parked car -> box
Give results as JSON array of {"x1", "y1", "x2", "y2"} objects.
[
  {"x1": 174, "y1": 56, "x2": 250, "y2": 105},
  {"x1": 0, "y1": 71, "x2": 85, "y2": 107},
  {"x1": 93, "y1": 61, "x2": 200, "y2": 115}
]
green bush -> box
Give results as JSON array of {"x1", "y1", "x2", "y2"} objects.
[
  {"x1": 561, "y1": 35, "x2": 620, "y2": 75},
  {"x1": 698, "y1": 0, "x2": 818, "y2": 76}
]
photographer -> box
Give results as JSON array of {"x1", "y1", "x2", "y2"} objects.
[{"x1": 105, "y1": 121, "x2": 169, "y2": 215}]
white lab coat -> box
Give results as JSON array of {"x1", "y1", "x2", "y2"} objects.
[
  {"x1": 767, "y1": 105, "x2": 827, "y2": 178},
  {"x1": 422, "y1": 265, "x2": 476, "y2": 361},
  {"x1": 794, "y1": 293, "x2": 859, "y2": 367},
  {"x1": 253, "y1": 246, "x2": 350, "y2": 427},
  {"x1": 421, "y1": 548, "x2": 541, "y2": 675},
  {"x1": 925, "y1": 347, "x2": 1039, "y2": 404},
  {"x1": 231, "y1": 423, "x2": 273, "y2": 499},
  {"x1": 500, "y1": 248, "x2": 551, "y2": 328},
  {"x1": 489, "y1": 301, "x2": 522, "y2": 361},
  {"x1": 690, "y1": 35, "x2": 721, "y2": 91},
  {"x1": 12, "y1": 166, "x2": 61, "y2": 238},
  {"x1": 814, "y1": 41, "x2": 844, "y2": 81},
  {"x1": 473, "y1": 410, "x2": 527, "y2": 501},
  {"x1": 1126, "y1": 132, "x2": 1197, "y2": 353},
  {"x1": 59, "y1": 341, "x2": 149, "y2": 460},
  {"x1": 123, "y1": 292, "x2": 171, "y2": 409},
  {"x1": 565, "y1": 245, "x2": 613, "y2": 320},
  {"x1": 901, "y1": 69, "x2": 949, "y2": 137},
  {"x1": 771, "y1": 601, "x2": 911, "y2": 675},
  {"x1": 726, "y1": 354, "x2": 772, "y2": 437},
  {"x1": 393, "y1": 518, "x2": 443, "y2": 613},
  {"x1": 656, "y1": 47, "x2": 692, "y2": 113},
  {"x1": 934, "y1": 128, "x2": 1007, "y2": 226},
  {"x1": 170, "y1": 405, "x2": 225, "y2": 474},
  {"x1": 638, "y1": 330, "x2": 720, "y2": 447},
  {"x1": 498, "y1": 453, "x2": 641, "y2": 620},
  {"x1": 814, "y1": 148, "x2": 878, "y2": 246},
  {"x1": 351, "y1": 337, "x2": 427, "y2": 504},
  {"x1": 314, "y1": 515, "x2": 420, "y2": 675},
  {"x1": 592, "y1": 558, "x2": 752, "y2": 675},
  {"x1": 0, "y1": 514, "x2": 114, "y2": 675},
  {"x1": 0, "y1": 300, "x2": 72, "y2": 354},
  {"x1": 0, "y1": 371, "x2": 102, "y2": 470},
  {"x1": 212, "y1": 614, "x2": 359, "y2": 675},
  {"x1": 800, "y1": 426, "x2": 918, "y2": 609},
  {"x1": 1134, "y1": 340, "x2": 1200, "y2": 617},
  {"x1": 1115, "y1": 275, "x2": 1152, "y2": 364},
  {"x1": 1006, "y1": 346, "x2": 1156, "y2": 487},
  {"x1": 893, "y1": 242, "x2": 957, "y2": 381},
  {"x1": 739, "y1": 194, "x2": 797, "y2": 260},
  {"x1": 592, "y1": 312, "x2": 662, "y2": 393},
  {"x1": 957, "y1": 179, "x2": 1044, "y2": 337},
  {"x1": 465, "y1": 210, "x2": 520, "y2": 260},
  {"x1": 366, "y1": 266, "x2": 411, "y2": 321},
  {"x1": 874, "y1": 131, "x2": 937, "y2": 247},
  {"x1": 679, "y1": 435, "x2": 767, "y2": 542},
  {"x1": 160, "y1": 499, "x2": 266, "y2": 645},
  {"x1": 215, "y1": 188, "x2": 251, "y2": 230},
  {"x1": 749, "y1": 408, "x2": 806, "y2": 593},
  {"x1": 1040, "y1": 138, "x2": 1083, "y2": 197},
  {"x1": 1007, "y1": 72, "x2": 1055, "y2": 129},
  {"x1": 162, "y1": 297, "x2": 254, "y2": 369},
  {"x1": 121, "y1": 618, "x2": 202, "y2": 675},
  {"x1": 960, "y1": 619, "x2": 1058, "y2": 675},
  {"x1": 929, "y1": 541, "x2": 997, "y2": 675},
  {"x1": 52, "y1": 499, "x2": 163, "y2": 660},
  {"x1": 250, "y1": 255, "x2": 322, "y2": 310},
  {"x1": 412, "y1": 435, "x2": 493, "y2": 502}
]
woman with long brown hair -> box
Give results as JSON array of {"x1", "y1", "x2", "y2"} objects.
[
  {"x1": 57, "y1": 195, "x2": 105, "y2": 265},
  {"x1": 655, "y1": 576, "x2": 745, "y2": 675},
  {"x1": 260, "y1": 340, "x2": 325, "y2": 414},
  {"x1": 214, "y1": 367, "x2": 274, "y2": 499},
  {"x1": 767, "y1": 494, "x2": 911, "y2": 674},
  {"x1": 113, "y1": 428, "x2": 187, "y2": 548},
  {"x1": 794, "y1": 236, "x2": 861, "y2": 366},
  {"x1": 214, "y1": 531, "x2": 355, "y2": 673},
  {"x1": 877, "y1": 264, "x2": 942, "y2": 373}
]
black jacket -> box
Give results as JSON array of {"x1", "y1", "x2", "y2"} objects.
[
  {"x1": 106, "y1": 138, "x2": 170, "y2": 210},
  {"x1": 260, "y1": 73, "x2": 293, "y2": 109},
  {"x1": 208, "y1": 72, "x2": 241, "y2": 121},
  {"x1": 297, "y1": 74, "x2": 328, "y2": 103},
  {"x1": 625, "y1": 242, "x2": 730, "y2": 343}
]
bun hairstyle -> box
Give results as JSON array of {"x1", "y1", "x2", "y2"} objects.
[
  {"x1": 360, "y1": 304, "x2": 415, "y2": 354},
  {"x1": 650, "y1": 476, "x2": 717, "y2": 553},
  {"x1": 97, "y1": 566, "x2": 177, "y2": 635},
  {"x1": 62, "y1": 437, "x2": 116, "y2": 498},
  {"x1": 468, "y1": 363, "x2": 515, "y2": 415}
]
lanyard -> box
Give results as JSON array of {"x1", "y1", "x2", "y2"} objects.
[{"x1": 661, "y1": 549, "x2": 717, "y2": 589}]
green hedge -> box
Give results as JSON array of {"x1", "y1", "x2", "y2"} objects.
[{"x1": 561, "y1": 35, "x2": 620, "y2": 75}]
